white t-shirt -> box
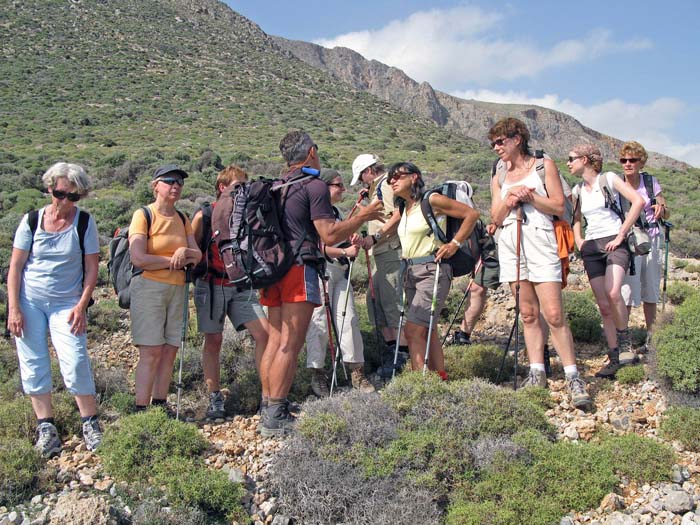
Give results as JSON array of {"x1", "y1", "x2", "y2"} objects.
[{"x1": 579, "y1": 172, "x2": 622, "y2": 241}]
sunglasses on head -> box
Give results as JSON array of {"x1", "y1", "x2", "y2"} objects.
[
  {"x1": 52, "y1": 189, "x2": 81, "y2": 202},
  {"x1": 158, "y1": 177, "x2": 184, "y2": 186},
  {"x1": 620, "y1": 158, "x2": 640, "y2": 164}
]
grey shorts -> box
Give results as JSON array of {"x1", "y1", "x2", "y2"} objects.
[
  {"x1": 130, "y1": 274, "x2": 185, "y2": 347},
  {"x1": 474, "y1": 264, "x2": 500, "y2": 290},
  {"x1": 404, "y1": 262, "x2": 453, "y2": 327},
  {"x1": 581, "y1": 235, "x2": 631, "y2": 279},
  {"x1": 194, "y1": 280, "x2": 266, "y2": 334},
  {"x1": 367, "y1": 249, "x2": 402, "y2": 328}
]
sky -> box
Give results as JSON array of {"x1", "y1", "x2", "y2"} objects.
[{"x1": 226, "y1": 1, "x2": 700, "y2": 167}]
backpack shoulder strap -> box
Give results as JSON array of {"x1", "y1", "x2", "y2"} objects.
[
  {"x1": 642, "y1": 172, "x2": 656, "y2": 205},
  {"x1": 496, "y1": 160, "x2": 507, "y2": 187},
  {"x1": 27, "y1": 209, "x2": 39, "y2": 252},
  {"x1": 77, "y1": 210, "x2": 90, "y2": 255},
  {"x1": 420, "y1": 189, "x2": 448, "y2": 243},
  {"x1": 140, "y1": 206, "x2": 152, "y2": 237}
]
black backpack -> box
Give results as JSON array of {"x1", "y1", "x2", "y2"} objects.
[
  {"x1": 212, "y1": 168, "x2": 320, "y2": 289},
  {"x1": 107, "y1": 206, "x2": 186, "y2": 309}
]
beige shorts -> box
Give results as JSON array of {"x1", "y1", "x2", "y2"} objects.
[
  {"x1": 498, "y1": 222, "x2": 561, "y2": 283},
  {"x1": 622, "y1": 233, "x2": 664, "y2": 306},
  {"x1": 404, "y1": 262, "x2": 452, "y2": 327},
  {"x1": 130, "y1": 274, "x2": 186, "y2": 347}
]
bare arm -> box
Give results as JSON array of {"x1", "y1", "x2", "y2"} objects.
[
  {"x1": 573, "y1": 207, "x2": 584, "y2": 251},
  {"x1": 314, "y1": 200, "x2": 384, "y2": 246},
  {"x1": 490, "y1": 175, "x2": 511, "y2": 227},
  {"x1": 381, "y1": 209, "x2": 402, "y2": 237},
  {"x1": 6, "y1": 248, "x2": 29, "y2": 336},
  {"x1": 532, "y1": 159, "x2": 565, "y2": 217},
  {"x1": 653, "y1": 192, "x2": 670, "y2": 221},
  {"x1": 429, "y1": 193, "x2": 480, "y2": 262},
  {"x1": 129, "y1": 234, "x2": 172, "y2": 270},
  {"x1": 191, "y1": 210, "x2": 204, "y2": 246}
]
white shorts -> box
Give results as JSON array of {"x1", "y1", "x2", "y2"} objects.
[
  {"x1": 622, "y1": 233, "x2": 664, "y2": 306},
  {"x1": 498, "y1": 221, "x2": 561, "y2": 283}
]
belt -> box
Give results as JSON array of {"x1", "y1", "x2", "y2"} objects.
[{"x1": 401, "y1": 255, "x2": 436, "y2": 266}]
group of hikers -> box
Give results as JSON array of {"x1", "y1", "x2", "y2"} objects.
[{"x1": 6, "y1": 117, "x2": 670, "y2": 454}]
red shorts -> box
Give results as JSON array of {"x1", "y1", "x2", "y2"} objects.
[{"x1": 259, "y1": 264, "x2": 322, "y2": 307}]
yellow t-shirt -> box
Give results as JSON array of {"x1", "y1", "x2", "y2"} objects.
[
  {"x1": 398, "y1": 201, "x2": 445, "y2": 259},
  {"x1": 128, "y1": 204, "x2": 193, "y2": 285}
]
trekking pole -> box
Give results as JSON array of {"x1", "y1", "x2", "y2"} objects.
[
  {"x1": 364, "y1": 244, "x2": 384, "y2": 357},
  {"x1": 346, "y1": 189, "x2": 369, "y2": 220},
  {"x1": 321, "y1": 273, "x2": 343, "y2": 397},
  {"x1": 441, "y1": 258, "x2": 484, "y2": 347},
  {"x1": 512, "y1": 206, "x2": 523, "y2": 390},
  {"x1": 423, "y1": 261, "x2": 442, "y2": 376},
  {"x1": 176, "y1": 266, "x2": 193, "y2": 421},
  {"x1": 391, "y1": 262, "x2": 408, "y2": 380},
  {"x1": 331, "y1": 259, "x2": 354, "y2": 395},
  {"x1": 662, "y1": 221, "x2": 673, "y2": 312}
]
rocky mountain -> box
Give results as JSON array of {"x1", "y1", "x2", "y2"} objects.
[{"x1": 273, "y1": 37, "x2": 688, "y2": 170}]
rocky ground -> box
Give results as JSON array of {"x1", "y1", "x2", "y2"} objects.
[{"x1": 2, "y1": 260, "x2": 700, "y2": 525}]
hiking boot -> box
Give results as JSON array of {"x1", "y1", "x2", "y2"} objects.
[
  {"x1": 206, "y1": 391, "x2": 226, "y2": 419},
  {"x1": 35, "y1": 422, "x2": 62, "y2": 458},
  {"x1": 595, "y1": 348, "x2": 620, "y2": 378},
  {"x1": 567, "y1": 375, "x2": 591, "y2": 409},
  {"x1": 310, "y1": 368, "x2": 330, "y2": 398},
  {"x1": 350, "y1": 366, "x2": 375, "y2": 393},
  {"x1": 260, "y1": 401, "x2": 296, "y2": 438},
  {"x1": 543, "y1": 345, "x2": 553, "y2": 378},
  {"x1": 617, "y1": 329, "x2": 636, "y2": 365},
  {"x1": 519, "y1": 368, "x2": 548, "y2": 389},
  {"x1": 82, "y1": 417, "x2": 103, "y2": 452},
  {"x1": 452, "y1": 330, "x2": 471, "y2": 346}
]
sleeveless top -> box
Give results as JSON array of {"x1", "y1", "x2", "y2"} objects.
[
  {"x1": 398, "y1": 200, "x2": 445, "y2": 259},
  {"x1": 500, "y1": 168, "x2": 553, "y2": 230}
]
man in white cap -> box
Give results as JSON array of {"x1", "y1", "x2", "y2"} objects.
[{"x1": 351, "y1": 154, "x2": 406, "y2": 368}]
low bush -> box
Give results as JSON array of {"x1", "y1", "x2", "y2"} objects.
[
  {"x1": 616, "y1": 364, "x2": 646, "y2": 384},
  {"x1": 563, "y1": 291, "x2": 602, "y2": 343},
  {"x1": 93, "y1": 365, "x2": 130, "y2": 404},
  {"x1": 666, "y1": 281, "x2": 697, "y2": 305},
  {"x1": 598, "y1": 433, "x2": 675, "y2": 481},
  {"x1": 99, "y1": 409, "x2": 207, "y2": 481},
  {"x1": 105, "y1": 392, "x2": 135, "y2": 416},
  {"x1": 0, "y1": 438, "x2": 43, "y2": 506},
  {"x1": 660, "y1": 407, "x2": 700, "y2": 451},
  {"x1": 685, "y1": 263, "x2": 700, "y2": 274},
  {"x1": 444, "y1": 343, "x2": 513, "y2": 383},
  {"x1": 131, "y1": 500, "x2": 207, "y2": 525},
  {"x1": 655, "y1": 294, "x2": 700, "y2": 393},
  {"x1": 89, "y1": 298, "x2": 124, "y2": 334},
  {"x1": 0, "y1": 396, "x2": 36, "y2": 440},
  {"x1": 52, "y1": 391, "x2": 82, "y2": 438}
]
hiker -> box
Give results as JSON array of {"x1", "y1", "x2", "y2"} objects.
[
  {"x1": 351, "y1": 154, "x2": 407, "y2": 360},
  {"x1": 129, "y1": 165, "x2": 201, "y2": 412},
  {"x1": 451, "y1": 223, "x2": 500, "y2": 345},
  {"x1": 7, "y1": 162, "x2": 102, "y2": 456},
  {"x1": 258, "y1": 131, "x2": 383, "y2": 437},
  {"x1": 389, "y1": 162, "x2": 480, "y2": 376},
  {"x1": 568, "y1": 144, "x2": 644, "y2": 377},
  {"x1": 305, "y1": 168, "x2": 374, "y2": 396},
  {"x1": 191, "y1": 165, "x2": 269, "y2": 419},
  {"x1": 490, "y1": 118, "x2": 590, "y2": 407},
  {"x1": 618, "y1": 141, "x2": 670, "y2": 352}
]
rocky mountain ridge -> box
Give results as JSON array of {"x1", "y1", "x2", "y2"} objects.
[{"x1": 272, "y1": 36, "x2": 688, "y2": 171}]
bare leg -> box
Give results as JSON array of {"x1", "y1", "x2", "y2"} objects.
[
  {"x1": 74, "y1": 395, "x2": 97, "y2": 418},
  {"x1": 642, "y1": 301, "x2": 657, "y2": 333},
  {"x1": 510, "y1": 280, "x2": 544, "y2": 364},
  {"x1": 152, "y1": 344, "x2": 178, "y2": 400},
  {"x1": 134, "y1": 345, "x2": 164, "y2": 406},
  {"x1": 534, "y1": 282, "x2": 576, "y2": 367},
  {"x1": 404, "y1": 322, "x2": 428, "y2": 370},
  {"x1": 605, "y1": 264, "x2": 629, "y2": 330},
  {"x1": 30, "y1": 393, "x2": 53, "y2": 419},
  {"x1": 244, "y1": 318, "x2": 269, "y2": 396},
  {"x1": 460, "y1": 283, "x2": 487, "y2": 335},
  {"x1": 589, "y1": 276, "x2": 618, "y2": 349},
  {"x1": 202, "y1": 333, "x2": 223, "y2": 393}
]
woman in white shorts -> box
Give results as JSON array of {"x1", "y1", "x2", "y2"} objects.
[{"x1": 490, "y1": 118, "x2": 589, "y2": 408}]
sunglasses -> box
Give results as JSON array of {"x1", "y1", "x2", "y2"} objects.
[
  {"x1": 158, "y1": 177, "x2": 184, "y2": 186},
  {"x1": 568, "y1": 155, "x2": 584, "y2": 163},
  {"x1": 620, "y1": 158, "x2": 640, "y2": 164},
  {"x1": 388, "y1": 171, "x2": 413, "y2": 183},
  {"x1": 328, "y1": 183, "x2": 345, "y2": 189},
  {"x1": 490, "y1": 138, "x2": 508, "y2": 148},
  {"x1": 52, "y1": 189, "x2": 81, "y2": 202}
]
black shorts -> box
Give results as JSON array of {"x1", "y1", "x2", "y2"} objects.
[{"x1": 581, "y1": 235, "x2": 630, "y2": 279}]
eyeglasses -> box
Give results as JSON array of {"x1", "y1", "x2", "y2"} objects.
[
  {"x1": 567, "y1": 156, "x2": 584, "y2": 163},
  {"x1": 52, "y1": 189, "x2": 81, "y2": 202},
  {"x1": 328, "y1": 183, "x2": 345, "y2": 189},
  {"x1": 158, "y1": 177, "x2": 184, "y2": 186},
  {"x1": 619, "y1": 158, "x2": 640, "y2": 164},
  {"x1": 388, "y1": 171, "x2": 413, "y2": 183},
  {"x1": 490, "y1": 138, "x2": 508, "y2": 148}
]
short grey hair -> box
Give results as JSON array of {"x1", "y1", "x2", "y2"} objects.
[
  {"x1": 42, "y1": 162, "x2": 90, "y2": 194},
  {"x1": 279, "y1": 130, "x2": 315, "y2": 165}
]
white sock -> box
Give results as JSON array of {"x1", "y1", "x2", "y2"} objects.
[
  {"x1": 564, "y1": 365, "x2": 579, "y2": 378},
  {"x1": 530, "y1": 363, "x2": 546, "y2": 372}
]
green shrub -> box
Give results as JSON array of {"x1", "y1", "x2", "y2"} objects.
[
  {"x1": 685, "y1": 263, "x2": 700, "y2": 274},
  {"x1": 598, "y1": 433, "x2": 674, "y2": 481},
  {"x1": 444, "y1": 344, "x2": 513, "y2": 383},
  {"x1": 616, "y1": 364, "x2": 646, "y2": 384},
  {"x1": 0, "y1": 438, "x2": 43, "y2": 506},
  {"x1": 52, "y1": 391, "x2": 82, "y2": 438},
  {"x1": 0, "y1": 396, "x2": 36, "y2": 440},
  {"x1": 131, "y1": 500, "x2": 207, "y2": 525},
  {"x1": 105, "y1": 392, "x2": 135, "y2": 416},
  {"x1": 656, "y1": 294, "x2": 700, "y2": 392},
  {"x1": 152, "y1": 458, "x2": 246, "y2": 522},
  {"x1": 674, "y1": 259, "x2": 689, "y2": 269},
  {"x1": 89, "y1": 298, "x2": 124, "y2": 333},
  {"x1": 666, "y1": 281, "x2": 697, "y2": 305},
  {"x1": 563, "y1": 291, "x2": 602, "y2": 343},
  {"x1": 661, "y1": 407, "x2": 700, "y2": 451},
  {"x1": 99, "y1": 409, "x2": 207, "y2": 481}
]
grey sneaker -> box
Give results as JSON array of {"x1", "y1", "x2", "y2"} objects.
[
  {"x1": 617, "y1": 329, "x2": 635, "y2": 365},
  {"x1": 260, "y1": 401, "x2": 296, "y2": 438},
  {"x1": 350, "y1": 366, "x2": 376, "y2": 393},
  {"x1": 206, "y1": 391, "x2": 226, "y2": 419},
  {"x1": 310, "y1": 368, "x2": 330, "y2": 398},
  {"x1": 82, "y1": 418, "x2": 103, "y2": 452},
  {"x1": 35, "y1": 422, "x2": 62, "y2": 458},
  {"x1": 567, "y1": 375, "x2": 591, "y2": 409},
  {"x1": 595, "y1": 348, "x2": 620, "y2": 378},
  {"x1": 519, "y1": 368, "x2": 548, "y2": 389}
]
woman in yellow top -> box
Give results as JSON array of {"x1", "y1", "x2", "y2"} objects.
[
  {"x1": 388, "y1": 162, "x2": 479, "y2": 376},
  {"x1": 128, "y1": 165, "x2": 201, "y2": 411}
]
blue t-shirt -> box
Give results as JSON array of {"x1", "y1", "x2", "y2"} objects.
[{"x1": 13, "y1": 207, "x2": 99, "y2": 300}]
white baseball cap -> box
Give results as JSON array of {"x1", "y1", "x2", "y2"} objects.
[{"x1": 351, "y1": 153, "x2": 379, "y2": 186}]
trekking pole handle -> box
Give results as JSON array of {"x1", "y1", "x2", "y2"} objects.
[
  {"x1": 347, "y1": 190, "x2": 369, "y2": 219},
  {"x1": 184, "y1": 264, "x2": 194, "y2": 284}
]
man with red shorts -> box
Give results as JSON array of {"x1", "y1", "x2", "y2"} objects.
[{"x1": 259, "y1": 130, "x2": 383, "y2": 437}]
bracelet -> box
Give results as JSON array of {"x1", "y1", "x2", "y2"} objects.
[{"x1": 451, "y1": 238, "x2": 462, "y2": 247}]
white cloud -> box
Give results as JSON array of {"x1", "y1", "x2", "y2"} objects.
[
  {"x1": 451, "y1": 89, "x2": 700, "y2": 167},
  {"x1": 315, "y1": 6, "x2": 651, "y2": 90}
]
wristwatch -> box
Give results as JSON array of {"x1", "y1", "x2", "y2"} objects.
[
  {"x1": 341, "y1": 248, "x2": 348, "y2": 258},
  {"x1": 451, "y1": 238, "x2": 463, "y2": 248},
  {"x1": 372, "y1": 231, "x2": 383, "y2": 244}
]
